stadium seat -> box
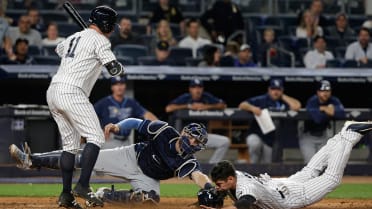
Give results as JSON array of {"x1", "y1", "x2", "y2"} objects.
[
  {"x1": 43, "y1": 46, "x2": 58, "y2": 57},
  {"x1": 295, "y1": 38, "x2": 312, "y2": 50},
  {"x1": 342, "y1": 60, "x2": 358, "y2": 68},
  {"x1": 132, "y1": 23, "x2": 147, "y2": 35},
  {"x1": 117, "y1": 56, "x2": 134, "y2": 66},
  {"x1": 28, "y1": 46, "x2": 42, "y2": 56},
  {"x1": 42, "y1": 12, "x2": 69, "y2": 23},
  {"x1": 196, "y1": 44, "x2": 225, "y2": 58},
  {"x1": 113, "y1": 44, "x2": 148, "y2": 64},
  {"x1": 185, "y1": 57, "x2": 202, "y2": 66},
  {"x1": 348, "y1": 16, "x2": 367, "y2": 28},
  {"x1": 264, "y1": 16, "x2": 283, "y2": 28},
  {"x1": 169, "y1": 47, "x2": 193, "y2": 66},
  {"x1": 247, "y1": 16, "x2": 264, "y2": 27},
  {"x1": 335, "y1": 47, "x2": 346, "y2": 59},
  {"x1": 57, "y1": 23, "x2": 80, "y2": 37},
  {"x1": 169, "y1": 23, "x2": 181, "y2": 37},
  {"x1": 278, "y1": 36, "x2": 296, "y2": 50},
  {"x1": 178, "y1": 0, "x2": 203, "y2": 16},
  {"x1": 326, "y1": 59, "x2": 342, "y2": 68},
  {"x1": 139, "y1": 34, "x2": 155, "y2": 51},
  {"x1": 34, "y1": 56, "x2": 60, "y2": 65},
  {"x1": 137, "y1": 56, "x2": 157, "y2": 66}
]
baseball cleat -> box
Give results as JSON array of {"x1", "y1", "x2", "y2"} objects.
[
  {"x1": 72, "y1": 183, "x2": 104, "y2": 207},
  {"x1": 9, "y1": 143, "x2": 32, "y2": 169},
  {"x1": 58, "y1": 192, "x2": 83, "y2": 209},
  {"x1": 342, "y1": 121, "x2": 372, "y2": 135}
]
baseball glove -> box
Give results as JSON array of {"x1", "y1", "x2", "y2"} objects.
[{"x1": 197, "y1": 188, "x2": 226, "y2": 208}]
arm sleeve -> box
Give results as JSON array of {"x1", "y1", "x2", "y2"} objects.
[
  {"x1": 55, "y1": 40, "x2": 65, "y2": 58},
  {"x1": 345, "y1": 44, "x2": 354, "y2": 60},
  {"x1": 174, "y1": 6, "x2": 184, "y2": 22},
  {"x1": 169, "y1": 94, "x2": 188, "y2": 104},
  {"x1": 247, "y1": 96, "x2": 260, "y2": 106},
  {"x1": 304, "y1": 52, "x2": 316, "y2": 68},
  {"x1": 306, "y1": 99, "x2": 329, "y2": 124},
  {"x1": 94, "y1": 35, "x2": 117, "y2": 65},
  {"x1": 204, "y1": 92, "x2": 225, "y2": 104},
  {"x1": 137, "y1": 119, "x2": 170, "y2": 139},
  {"x1": 131, "y1": 99, "x2": 147, "y2": 118},
  {"x1": 116, "y1": 118, "x2": 143, "y2": 136},
  {"x1": 332, "y1": 98, "x2": 346, "y2": 119},
  {"x1": 234, "y1": 195, "x2": 256, "y2": 209}
]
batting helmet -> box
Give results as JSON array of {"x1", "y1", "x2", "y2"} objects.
[{"x1": 89, "y1": 5, "x2": 117, "y2": 33}]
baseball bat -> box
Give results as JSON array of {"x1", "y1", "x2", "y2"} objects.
[{"x1": 63, "y1": 1, "x2": 88, "y2": 30}]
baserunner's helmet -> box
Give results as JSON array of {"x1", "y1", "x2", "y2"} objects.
[{"x1": 89, "y1": 6, "x2": 117, "y2": 33}]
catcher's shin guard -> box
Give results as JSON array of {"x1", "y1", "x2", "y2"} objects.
[{"x1": 95, "y1": 185, "x2": 160, "y2": 204}]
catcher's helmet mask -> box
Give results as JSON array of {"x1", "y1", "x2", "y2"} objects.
[
  {"x1": 89, "y1": 5, "x2": 118, "y2": 33},
  {"x1": 179, "y1": 123, "x2": 208, "y2": 159}
]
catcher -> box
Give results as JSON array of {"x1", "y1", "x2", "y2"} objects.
[
  {"x1": 198, "y1": 121, "x2": 372, "y2": 209},
  {"x1": 10, "y1": 118, "x2": 217, "y2": 207}
]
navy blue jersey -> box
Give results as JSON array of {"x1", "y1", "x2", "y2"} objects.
[
  {"x1": 135, "y1": 120, "x2": 200, "y2": 180},
  {"x1": 304, "y1": 95, "x2": 345, "y2": 134},
  {"x1": 94, "y1": 96, "x2": 146, "y2": 129},
  {"x1": 169, "y1": 92, "x2": 224, "y2": 105},
  {"x1": 246, "y1": 94, "x2": 289, "y2": 146}
]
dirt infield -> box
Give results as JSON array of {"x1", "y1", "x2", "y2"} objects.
[{"x1": 0, "y1": 197, "x2": 372, "y2": 209}]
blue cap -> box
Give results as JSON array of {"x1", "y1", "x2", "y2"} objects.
[
  {"x1": 189, "y1": 79, "x2": 204, "y2": 87},
  {"x1": 318, "y1": 80, "x2": 331, "y2": 91},
  {"x1": 269, "y1": 79, "x2": 284, "y2": 89},
  {"x1": 111, "y1": 76, "x2": 126, "y2": 84}
]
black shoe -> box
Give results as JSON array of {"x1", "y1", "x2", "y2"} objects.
[
  {"x1": 72, "y1": 183, "x2": 104, "y2": 207},
  {"x1": 343, "y1": 121, "x2": 372, "y2": 135},
  {"x1": 58, "y1": 192, "x2": 83, "y2": 209}
]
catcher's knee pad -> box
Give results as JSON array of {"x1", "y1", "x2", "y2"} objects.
[{"x1": 96, "y1": 186, "x2": 160, "y2": 204}]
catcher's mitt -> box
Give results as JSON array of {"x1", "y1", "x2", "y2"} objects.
[{"x1": 197, "y1": 188, "x2": 226, "y2": 208}]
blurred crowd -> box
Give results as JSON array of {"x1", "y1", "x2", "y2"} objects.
[{"x1": 0, "y1": 0, "x2": 372, "y2": 68}]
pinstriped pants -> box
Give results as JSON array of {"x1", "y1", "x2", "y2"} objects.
[
  {"x1": 281, "y1": 130, "x2": 363, "y2": 208},
  {"x1": 47, "y1": 83, "x2": 105, "y2": 152}
]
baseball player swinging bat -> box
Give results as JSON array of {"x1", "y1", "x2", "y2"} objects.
[{"x1": 63, "y1": 1, "x2": 88, "y2": 30}]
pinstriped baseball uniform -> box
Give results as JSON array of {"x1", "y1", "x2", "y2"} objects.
[
  {"x1": 233, "y1": 129, "x2": 363, "y2": 209},
  {"x1": 47, "y1": 28, "x2": 117, "y2": 152}
]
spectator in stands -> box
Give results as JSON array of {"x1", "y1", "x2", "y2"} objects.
[
  {"x1": 178, "y1": 18, "x2": 211, "y2": 58},
  {"x1": 27, "y1": 8, "x2": 45, "y2": 32},
  {"x1": 109, "y1": 17, "x2": 142, "y2": 49},
  {"x1": 345, "y1": 28, "x2": 372, "y2": 65},
  {"x1": 234, "y1": 44, "x2": 256, "y2": 67},
  {"x1": 146, "y1": 40, "x2": 174, "y2": 66},
  {"x1": 219, "y1": 41, "x2": 240, "y2": 66},
  {"x1": 165, "y1": 79, "x2": 230, "y2": 164},
  {"x1": 1, "y1": 38, "x2": 36, "y2": 64},
  {"x1": 238, "y1": 79, "x2": 301, "y2": 164},
  {"x1": 296, "y1": 10, "x2": 323, "y2": 39},
  {"x1": 309, "y1": 0, "x2": 328, "y2": 27},
  {"x1": 42, "y1": 22, "x2": 65, "y2": 47},
  {"x1": 0, "y1": 2, "x2": 13, "y2": 25},
  {"x1": 258, "y1": 28, "x2": 278, "y2": 67},
  {"x1": 304, "y1": 36, "x2": 334, "y2": 69},
  {"x1": 4, "y1": 15, "x2": 42, "y2": 48},
  {"x1": 0, "y1": 14, "x2": 9, "y2": 50},
  {"x1": 94, "y1": 76, "x2": 157, "y2": 149},
  {"x1": 198, "y1": 45, "x2": 221, "y2": 67},
  {"x1": 300, "y1": 80, "x2": 345, "y2": 163},
  {"x1": 200, "y1": 0, "x2": 244, "y2": 44},
  {"x1": 327, "y1": 13, "x2": 355, "y2": 42},
  {"x1": 147, "y1": 0, "x2": 184, "y2": 35},
  {"x1": 154, "y1": 19, "x2": 177, "y2": 47}
]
